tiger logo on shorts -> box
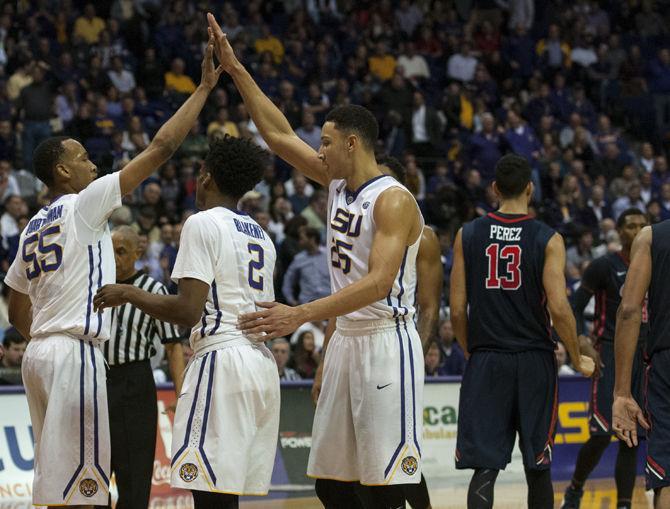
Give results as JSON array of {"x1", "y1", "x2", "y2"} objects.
[
  {"x1": 179, "y1": 463, "x2": 199, "y2": 482},
  {"x1": 401, "y1": 456, "x2": 418, "y2": 475},
  {"x1": 79, "y1": 478, "x2": 98, "y2": 497}
]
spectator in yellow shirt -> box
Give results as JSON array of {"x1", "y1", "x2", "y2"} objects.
[
  {"x1": 73, "y1": 4, "x2": 106, "y2": 45},
  {"x1": 164, "y1": 58, "x2": 196, "y2": 95},
  {"x1": 368, "y1": 40, "x2": 396, "y2": 81},
  {"x1": 207, "y1": 107, "x2": 240, "y2": 139},
  {"x1": 255, "y1": 25, "x2": 284, "y2": 65}
]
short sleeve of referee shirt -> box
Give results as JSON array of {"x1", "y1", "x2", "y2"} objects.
[{"x1": 171, "y1": 213, "x2": 216, "y2": 285}]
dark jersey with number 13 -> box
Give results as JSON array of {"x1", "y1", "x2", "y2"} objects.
[{"x1": 461, "y1": 212, "x2": 556, "y2": 353}]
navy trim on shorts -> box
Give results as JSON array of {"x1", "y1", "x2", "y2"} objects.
[
  {"x1": 63, "y1": 341, "x2": 86, "y2": 498},
  {"x1": 403, "y1": 317, "x2": 421, "y2": 456},
  {"x1": 396, "y1": 248, "x2": 409, "y2": 317},
  {"x1": 171, "y1": 353, "x2": 209, "y2": 466},
  {"x1": 199, "y1": 351, "x2": 217, "y2": 483},
  {"x1": 89, "y1": 343, "x2": 108, "y2": 485},
  {"x1": 384, "y1": 318, "x2": 407, "y2": 477}
]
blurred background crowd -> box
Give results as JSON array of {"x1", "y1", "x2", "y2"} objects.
[{"x1": 1, "y1": 0, "x2": 670, "y2": 385}]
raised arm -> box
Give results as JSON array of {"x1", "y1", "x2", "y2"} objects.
[
  {"x1": 613, "y1": 226, "x2": 652, "y2": 446},
  {"x1": 238, "y1": 188, "x2": 421, "y2": 337},
  {"x1": 449, "y1": 229, "x2": 468, "y2": 356},
  {"x1": 207, "y1": 13, "x2": 328, "y2": 186},
  {"x1": 118, "y1": 32, "x2": 223, "y2": 196},
  {"x1": 543, "y1": 233, "x2": 594, "y2": 377},
  {"x1": 416, "y1": 226, "x2": 443, "y2": 353}
]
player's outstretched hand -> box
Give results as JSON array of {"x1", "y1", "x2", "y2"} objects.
[
  {"x1": 612, "y1": 395, "x2": 650, "y2": 447},
  {"x1": 237, "y1": 302, "x2": 305, "y2": 340},
  {"x1": 93, "y1": 284, "x2": 133, "y2": 312},
  {"x1": 200, "y1": 29, "x2": 224, "y2": 91},
  {"x1": 206, "y1": 12, "x2": 240, "y2": 74}
]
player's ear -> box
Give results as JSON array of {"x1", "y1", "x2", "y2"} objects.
[
  {"x1": 347, "y1": 134, "x2": 356, "y2": 153},
  {"x1": 54, "y1": 162, "x2": 70, "y2": 181},
  {"x1": 491, "y1": 181, "x2": 502, "y2": 200},
  {"x1": 526, "y1": 181, "x2": 534, "y2": 203}
]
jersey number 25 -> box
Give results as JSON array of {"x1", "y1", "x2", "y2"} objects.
[{"x1": 22, "y1": 225, "x2": 63, "y2": 281}]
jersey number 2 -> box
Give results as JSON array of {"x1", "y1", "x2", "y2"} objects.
[
  {"x1": 248, "y1": 243, "x2": 264, "y2": 290},
  {"x1": 485, "y1": 243, "x2": 521, "y2": 290},
  {"x1": 22, "y1": 225, "x2": 63, "y2": 281}
]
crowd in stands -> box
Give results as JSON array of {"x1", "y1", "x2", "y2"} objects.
[{"x1": 0, "y1": 0, "x2": 669, "y2": 382}]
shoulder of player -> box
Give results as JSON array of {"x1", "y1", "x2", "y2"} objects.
[
  {"x1": 373, "y1": 186, "x2": 417, "y2": 218},
  {"x1": 419, "y1": 225, "x2": 440, "y2": 254}
]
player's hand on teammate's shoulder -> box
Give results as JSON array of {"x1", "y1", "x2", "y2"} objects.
[
  {"x1": 237, "y1": 302, "x2": 306, "y2": 341},
  {"x1": 93, "y1": 284, "x2": 135, "y2": 312},
  {"x1": 200, "y1": 28, "x2": 224, "y2": 91},
  {"x1": 206, "y1": 13, "x2": 240, "y2": 74},
  {"x1": 612, "y1": 395, "x2": 650, "y2": 447}
]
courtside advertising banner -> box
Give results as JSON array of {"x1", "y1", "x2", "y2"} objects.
[{"x1": 0, "y1": 378, "x2": 645, "y2": 506}]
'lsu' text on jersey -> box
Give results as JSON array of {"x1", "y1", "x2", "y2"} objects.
[
  {"x1": 171, "y1": 207, "x2": 276, "y2": 352},
  {"x1": 327, "y1": 175, "x2": 424, "y2": 321},
  {"x1": 5, "y1": 173, "x2": 121, "y2": 341},
  {"x1": 461, "y1": 212, "x2": 556, "y2": 353}
]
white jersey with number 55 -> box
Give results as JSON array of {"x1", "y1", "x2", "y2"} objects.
[
  {"x1": 4, "y1": 173, "x2": 121, "y2": 341},
  {"x1": 171, "y1": 207, "x2": 276, "y2": 351}
]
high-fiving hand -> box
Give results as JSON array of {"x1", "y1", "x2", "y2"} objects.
[
  {"x1": 206, "y1": 12, "x2": 240, "y2": 74},
  {"x1": 200, "y1": 27, "x2": 224, "y2": 90}
]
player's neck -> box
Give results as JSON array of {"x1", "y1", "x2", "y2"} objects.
[
  {"x1": 497, "y1": 199, "x2": 528, "y2": 215},
  {"x1": 344, "y1": 159, "x2": 383, "y2": 192},
  {"x1": 203, "y1": 194, "x2": 237, "y2": 211}
]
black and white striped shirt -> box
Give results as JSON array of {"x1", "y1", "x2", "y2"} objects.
[{"x1": 103, "y1": 273, "x2": 182, "y2": 366}]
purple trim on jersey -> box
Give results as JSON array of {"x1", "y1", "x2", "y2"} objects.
[
  {"x1": 199, "y1": 305, "x2": 209, "y2": 338},
  {"x1": 384, "y1": 318, "x2": 407, "y2": 478},
  {"x1": 89, "y1": 342, "x2": 109, "y2": 485},
  {"x1": 386, "y1": 292, "x2": 398, "y2": 318},
  {"x1": 199, "y1": 351, "x2": 217, "y2": 484},
  {"x1": 94, "y1": 242, "x2": 103, "y2": 338},
  {"x1": 396, "y1": 248, "x2": 409, "y2": 316},
  {"x1": 171, "y1": 353, "x2": 209, "y2": 467},
  {"x1": 344, "y1": 174, "x2": 390, "y2": 203},
  {"x1": 403, "y1": 317, "x2": 421, "y2": 457},
  {"x1": 221, "y1": 206, "x2": 249, "y2": 216},
  {"x1": 208, "y1": 281, "x2": 222, "y2": 336},
  {"x1": 84, "y1": 246, "x2": 94, "y2": 335},
  {"x1": 63, "y1": 341, "x2": 86, "y2": 498}
]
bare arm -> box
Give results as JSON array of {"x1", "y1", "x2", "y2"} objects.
[
  {"x1": 238, "y1": 188, "x2": 421, "y2": 337},
  {"x1": 118, "y1": 34, "x2": 223, "y2": 196},
  {"x1": 543, "y1": 233, "x2": 592, "y2": 376},
  {"x1": 614, "y1": 227, "x2": 651, "y2": 397},
  {"x1": 8, "y1": 289, "x2": 31, "y2": 340},
  {"x1": 207, "y1": 13, "x2": 328, "y2": 186},
  {"x1": 416, "y1": 226, "x2": 443, "y2": 352},
  {"x1": 94, "y1": 278, "x2": 210, "y2": 329},
  {"x1": 612, "y1": 226, "x2": 651, "y2": 446},
  {"x1": 449, "y1": 229, "x2": 468, "y2": 357},
  {"x1": 165, "y1": 342, "x2": 185, "y2": 397}
]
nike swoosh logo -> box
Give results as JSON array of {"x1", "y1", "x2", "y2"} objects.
[
  {"x1": 617, "y1": 271, "x2": 626, "y2": 276},
  {"x1": 377, "y1": 383, "x2": 392, "y2": 390},
  {"x1": 179, "y1": 393, "x2": 188, "y2": 398}
]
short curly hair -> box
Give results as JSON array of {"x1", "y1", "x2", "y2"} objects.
[
  {"x1": 204, "y1": 136, "x2": 269, "y2": 199},
  {"x1": 325, "y1": 105, "x2": 379, "y2": 151},
  {"x1": 377, "y1": 154, "x2": 406, "y2": 184},
  {"x1": 33, "y1": 136, "x2": 71, "y2": 187}
]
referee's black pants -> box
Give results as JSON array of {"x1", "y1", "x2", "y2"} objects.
[{"x1": 106, "y1": 360, "x2": 157, "y2": 509}]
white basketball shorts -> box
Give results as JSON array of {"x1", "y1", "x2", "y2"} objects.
[
  {"x1": 307, "y1": 317, "x2": 424, "y2": 485},
  {"x1": 22, "y1": 335, "x2": 110, "y2": 506},
  {"x1": 170, "y1": 342, "x2": 280, "y2": 495}
]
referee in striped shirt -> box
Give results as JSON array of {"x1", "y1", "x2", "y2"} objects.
[{"x1": 103, "y1": 226, "x2": 185, "y2": 508}]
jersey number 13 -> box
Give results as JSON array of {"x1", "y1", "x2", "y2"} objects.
[{"x1": 485, "y1": 243, "x2": 522, "y2": 290}]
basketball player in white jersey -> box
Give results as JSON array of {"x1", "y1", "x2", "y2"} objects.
[
  {"x1": 94, "y1": 135, "x2": 279, "y2": 509},
  {"x1": 4, "y1": 38, "x2": 223, "y2": 508},
  {"x1": 208, "y1": 14, "x2": 424, "y2": 507}
]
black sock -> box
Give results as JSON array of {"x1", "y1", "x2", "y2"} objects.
[
  {"x1": 525, "y1": 468, "x2": 553, "y2": 509},
  {"x1": 615, "y1": 441, "x2": 637, "y2": 508},
  {"x1": 191, "y1": 490, "x2": 239, "y2": 509},
  {"x1": 363, "y1": 485, "x2": 406, "y2": 509},
  {"x1": 403, "y1": 474, "x2": 431, "y2": 509},
  {"x1": 315, "y1": 479, "x2": 364, "y2": 508},
  {"x1": 570, "y1": 434, "x2": 611, "y2": 490},
  {"x1": 467, "y1": 468, "x2": 499, "y2": 509}
]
